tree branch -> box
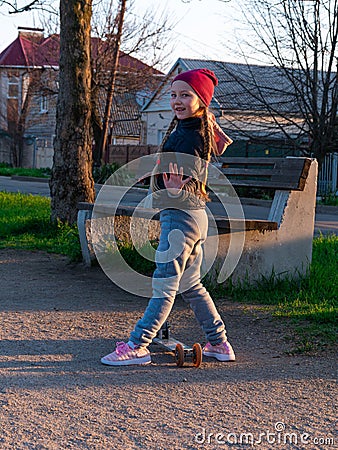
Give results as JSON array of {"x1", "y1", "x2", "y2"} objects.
[{"x1": 1, "y1": 0, "x2": 43, "y2": 13}]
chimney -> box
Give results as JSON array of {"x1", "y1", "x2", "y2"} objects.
[{"x1": 18, "y1": 27, "x2": 44, "y2": 44}]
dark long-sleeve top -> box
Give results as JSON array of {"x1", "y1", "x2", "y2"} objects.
[{"x1": 152, "y1": 117, "x2": 208, "y2": 210}]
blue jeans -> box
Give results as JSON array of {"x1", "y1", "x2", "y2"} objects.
[{"x1": 129, "y1": 208, "x2": 227, "y2": 347}]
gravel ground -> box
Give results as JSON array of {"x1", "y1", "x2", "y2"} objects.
[{"x1": 0, "y1": 249, "x2": 336, "y2": 449}]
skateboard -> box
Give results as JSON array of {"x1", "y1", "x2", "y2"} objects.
[{"x1": 153, "y1": 322, "x2": 203, "y2": 368}]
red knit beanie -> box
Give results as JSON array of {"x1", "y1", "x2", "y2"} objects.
[{"x1": 172, "y1": 68, "x2": 218, "y2": 107}]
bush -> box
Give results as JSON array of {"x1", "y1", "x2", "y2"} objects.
[
  {"x1": 318, "y1": 193, "x2": 338, "y2": 206},
  {"x1": 92, "y1": 162, "x2": 120, "y2": 184}
]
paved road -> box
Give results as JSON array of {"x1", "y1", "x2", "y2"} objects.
[
  {"x1": 0, "y1": 176, "x2": 51, "y2": 196},
  {"x1": 1, "y1": 175, "x2": 337, "y2": 235}
]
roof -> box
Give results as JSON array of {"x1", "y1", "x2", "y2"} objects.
[
  {"x1": 108, "y1": 91, "x2": 142, "y2": 138},
  {"x1": 90, "y1": 37, "x2": 162, "y2": 75},
  {"x1": 96, "y1": 79, "x2": 146, "y2": 138},
  {"x1": 0, "y1": 31, "x2": 59, "y2": 67},
  {"x1": 181, "y1": 58, "x2": 302, "y2": 113},
  {"x1": 0, "y1": 29, "x2": 162, "y2": 75},
  {"x1": 143, "y1": 57, "x2": 334, "y2": 115}
]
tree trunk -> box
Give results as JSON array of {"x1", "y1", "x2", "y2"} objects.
[{"x1": 50, "y1": 0, "x2": 95, "y2": 224}]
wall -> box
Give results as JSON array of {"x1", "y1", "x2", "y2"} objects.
[
  {"x1": 0, "y1": 134, "x2": 11, "y2": 164},
  {"x1": 107, "y1": 144, "x2": 157, "y2": 165}
]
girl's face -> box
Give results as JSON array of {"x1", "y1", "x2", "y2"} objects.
[{"x1": 170, "y1": 80, "x2": 203, "y2": 120}]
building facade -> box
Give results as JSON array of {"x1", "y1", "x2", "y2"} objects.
[{"x1": 0, "y1": 27, "x2": 162, "y2": 168}]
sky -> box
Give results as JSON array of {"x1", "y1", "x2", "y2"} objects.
[{"x1": 0, "y1": 0, "x2": 245, "y2": 70}]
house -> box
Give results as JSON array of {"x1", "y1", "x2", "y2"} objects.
[
  {"x1": 0, "y1": 27, "x2": 163, "y2": 168},
  {"x1": 141, "y1": 58, "x2": 310, "y2": 157}
]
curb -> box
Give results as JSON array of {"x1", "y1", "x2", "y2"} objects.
[
  {"x1": 315, "y1": 204, "x2": 338, "y2": 215},
  {"x1": 240, "y1": 197, "x2": 338, "y2": 215},
  {"x1": 11, "y1": 175, "x2": 49, "y2": 183},
  {"x1": 238, "y1": 197, "x2": 272, "y2": 208}
]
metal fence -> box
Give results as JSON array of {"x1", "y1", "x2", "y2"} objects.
[{"x1": 318, "y1": 153, "x2": 338, "y2": 195}]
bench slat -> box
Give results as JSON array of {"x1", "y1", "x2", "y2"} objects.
[
  {"x1": 220, "y1": 168, "x2": 282, "y2": 177},
  {"x1": 220, "y1": 167, "x2": 307, "y2": 178},
  {"x1": 210, "y1": 178, "x2": 305, "y2": 190},
  {"x1": 214, "y1": 217, "x2": 278, "y2": 232},
  {"x1": 218, "y1": 157, "x2": 282, "y2": 165},
  {"x1": 216, "y1": 157, "x2": 311, "y2": 191}
]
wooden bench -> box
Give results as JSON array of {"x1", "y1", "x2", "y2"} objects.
[
  {"x1": 77, "y1": 156, "x2": 318, "y2": 284},
  {"x1": 211, "y1": 156, "x2": 313, "y2": 229}
]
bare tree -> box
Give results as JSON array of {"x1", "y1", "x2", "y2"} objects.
[
  {"x1": 90, "y1": 0, "x2": 172, "y2": 164},
  {"x1": 35, "y1": 0, "x2": 170, "y2": 166},
  {"x1": 0, "y1": 0, "x2": 56, "y2": 14},
  {"x1": 0, "y1": 0, "x2": 41, "y2": 13},
  {"x1": 224, "y1": 0, "x2": 338, "y2": 165},
  {"x1": 118, "y1": 1, "x2": 173, "y2": 70},
  {"x1": 49, "y1": 0, "x2": 95, "y2": 224},
  {"x1": 96, "y1": 0, "x2": 127, "y2": 164}
]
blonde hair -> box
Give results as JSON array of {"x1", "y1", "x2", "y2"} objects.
[{"x1": 200, "y1": 107, "x2": 214, "y2": 161}]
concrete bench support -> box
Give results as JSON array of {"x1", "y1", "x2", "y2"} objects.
[
  {"x1": 214, "y1": 159, "x2": 317, "y2": 283},
  {"x1": 77, "y1": 208, "x2": 93, "y2": 267}
]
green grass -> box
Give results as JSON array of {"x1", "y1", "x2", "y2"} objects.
[
  {"x1": 0, "y1": 191, "x2": 336, "y2": 353},
  {"x1": 118, "y1": 241, "x2": 157, "y2": 277},
  {"x1": 207, "y1": 234, "x2": 337, "y2": 353},
  {"x1": 0, "y1": 163, "x2": 51, "y2": 178},
  {"x1": 218, "y1": 234, "x2": 337, "y2": 319},
  {"x1": 0, "y1": 192, "x2": 81, "y2": 260},
  {"x1": 318, "y1": 193, "x2": 338, "y2": 206}
]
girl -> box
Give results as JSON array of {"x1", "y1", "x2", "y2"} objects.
[{"x1": 101, "y1": 68, "x2": 235, "y2": 366}]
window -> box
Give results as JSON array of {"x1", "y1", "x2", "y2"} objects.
[
  {"x1": 157, "y1": 130, "x2": 166, "y2": 144},
  {"x1": 36, "y1": 138, "x2": 47, "y2": 148},
  {"x1": 8, "y1": 75, "x2": 19, "y2": 99},
  {"x1": 40, "y1": 95, "x2": 48, "y2": 113}
]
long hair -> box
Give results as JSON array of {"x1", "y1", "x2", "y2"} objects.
[
  {"x1": 200, "y1": 108, "x2": 215, "y2": 160},
  {"x1": 158, "y1": 108, "x2": 214, "y2": 158}
]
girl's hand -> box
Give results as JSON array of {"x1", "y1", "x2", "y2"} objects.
[{"x1": 163, "y1": 162, "x2": 192, "y2": 196}]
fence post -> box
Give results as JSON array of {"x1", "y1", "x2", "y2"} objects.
[{"x1": 332, "y1": 153, "x2": 338, "y2": 193}]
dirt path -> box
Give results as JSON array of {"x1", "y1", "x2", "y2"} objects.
[{"x1": 0, "y1": 249, "x2": 336, "y2": 449}]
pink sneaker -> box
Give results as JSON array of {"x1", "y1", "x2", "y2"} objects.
[
  {"x1": 203, "y1": 341, "x2": 236, "y2": 361},
  {"x1": 101, "y1": 342, "x2": 151, "y2": 366}
]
